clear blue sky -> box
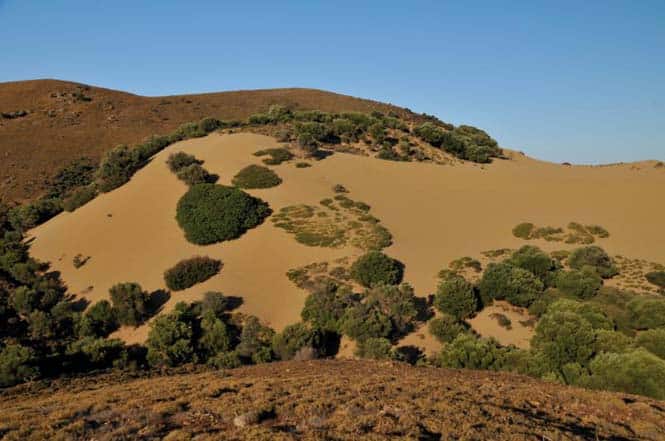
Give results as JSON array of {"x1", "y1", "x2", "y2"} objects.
[{"x1": 1, "y1": 1, "x2": 663, "y2": 163}]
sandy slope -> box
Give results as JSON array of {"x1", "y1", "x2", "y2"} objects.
[{"x1": 28, "y1": 133, "x2": 665, "y2": 348}]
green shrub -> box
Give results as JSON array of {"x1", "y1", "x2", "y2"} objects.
[
  {"x1": 236, "y1": 316, "x2": 275, "y2": 363},
  {"x1": 635, "y1": 328, "x2": 665, "y2": 359},
  {"x1": 0, "y1": 344, "x2": 38, "y2": 387},
  {"x1": 546, "y1": 299, "x2": 613, "y2": 330},
  {"x1": 109, "y1": 282, "x2": 150, "y2": 326},
  {"x1": 176, "y1": 163, "x2": 217, "y2": 186},
  {"x1": 271, "y1": 323, "x2": 321, "y2": 360},
  {"x1": 166, "y1": 151, "x2": 202, "y2": 172},
  {"x1": 433, "y1": 275, "x2": 478, "y2": 320},
  {"x1": 176, "y1": 184, "x2": 271, "y2": 245},
  {"x1": 96, "y1": 145, "x2": 142, "y2": 192},
  {"x1": 532, "y1": 311, "x2": 595, "y2": 369},
  {"x1": 436, "y1": 334, "x2": 510, "y2": 370},
  {"x1": 48, "y1": 158, "x2": 96, "y2": 198},
  {"x1": 586, "y1": 349, "x2": 665, "y2": 400},
  {"x1": 146, "y1": 305, "x2": 195, "y2": 367},
  {"x1": 199, "y1": 291, "x2": 230, "y2": 317},
  {"x1": 254, "y1": 148, "x2": 294, "y2": 165},
  {"x1": 163, "y1": 256, "x2": 222, "y2": 291},
  {"x1": 355, "y1": 337, "x2": 393, "y2": 359},
  {"x1": 232, "y1": 165, "x2": 282, "y2": 189},
  {"x1": 478, "y1": 262, "x2": 544, "y2": 307},
  {"x1": 512, "y1": 222, "x2": 534, "y2": 239},
  {"x1": 568, "y1": 246, "x2": 618, "y2": 278},
  {"x1": 593, "y1": 329, "x2": 633, "y2": 354},
  {"x1": 295, "y1": 162, "x2": 311, "y2": 168},
  {"x1": 8, "y1": 198, "x2": 63, "y2": 231},
  {"x1": 199, "y1": 310, "x2": 232, "y2": 359},
  {"x1": 627, "y1": 297, "x2": 665, "y2": 330},
  {"x1": 645, "y1": 271, "x2": 665, "y2": 289},
  {"x1": 62, "y1": 185, "x2": 97, "y2": 212},
  {"x1": 78, "y1": 300, "x2": 118, "y2": 337},
  {"x1": 301, "y1": 283, "x2": 357, "y2": 332},
  {"x1": 208, "y1": 351, "x2": 242, "y2": 369},
  {"x1": 67, "y1": 337, "x2": 126, "y2": 370},
  {"x1": 413, "y1": 122, "x2": 447, "y2": 146},
  {"x1": 350, "y1": 251, "x2": 404, "y2": 288},
  {"x1": 507, "y1": 245, "x2": 555, "y2": 280},
  {"x1": 555, "y1": 267, "x2": 602, "y2": 299},
  {"x1": 428, "y1": 314, "x2": 467, "y2": 343}
]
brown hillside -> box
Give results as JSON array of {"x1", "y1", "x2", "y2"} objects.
[
  {"x1": 2, "y1": 360, "x2": 664, "y2": 440},
  {"x1": 0, "y1": 79, "x2": 415, "y2": 202}
]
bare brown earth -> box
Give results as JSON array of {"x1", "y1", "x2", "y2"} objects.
[
  {"x1": 27, "y1": 133, "x2": 665, "y2": 352},
  {"x1": 0, "y1": 79, "x2": 417, "y2": 202},
  {"x1": 2, "y1": 359, "x2": 664, "y2": 440}
]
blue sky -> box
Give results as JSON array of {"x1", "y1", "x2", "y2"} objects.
[{"x1": 1, "y1": 1, "x2": 663, "y2": 163}]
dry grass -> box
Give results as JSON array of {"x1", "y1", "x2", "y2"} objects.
[{"x1": 2, "y1": 360, "x2": 664, "y2": 441}]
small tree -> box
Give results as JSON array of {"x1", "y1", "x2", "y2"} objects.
[
  {"x1": 163, "y1": 256, "x2": 222, "y2": 291},
  {"x1": 236, "y1": 316, "x2": 275, "y2": 363},
  {"x1": 199, "y1": 310, "x2": 232, "y2": 359},
  {"x1": 301, "y1": 283, "x2": 357, "y2": 332},
  {"x1": 532, "y1": 310, "x2": 595, "y2": 369},
  {"x1": 507, "y1": 245, "x2": 555, "y2": 280},
  {"x1": 555, "y1": 266, "x2": 602, "y2": 299},
  {"x1": 586, "y1": 349, "x2": 665, "y2": 400},
  {"x1": 428, "y1": 314, "x2": 467, "y2": 343},
  {"x1": 355, "y1": 337, "x2": 392, "y2": 359},
  {"x1": 272, "y1": 323, "x2": 322, "y2": 361},
  {"x1": 433, "y1": 275, "x2": 478, "y2": 320},
  {"x1": 166, "y1": 151, "x2": 202, "y2": 173},
  {"x1": 78, "y1": 300, "x2": 118, "y2": 337},
  {"x1": 568, "y1": 246, "x2": 618, "y2": 278},
  {"x1": 109, "y1": 282, "x2": 150, "y2": 326},
  {"x1": 350, "y1": 251, "x2": 404, "y2": 288},
  {"x1": 436, "y1": 334, "x2": 509, "y2": 370},
  {"x1": 635, "y1": 328, "x2": 665, "y2": 360},
  {"x1": 146, "y1": 304, "x2": 195, "y2": 367},
  {"x1": 478, "y1": 262, "x2": 544, "y2": 307},
  {"x1": 645, "y1": 271, "x2": 665, "y2": 290},
  {"x1": 0, "y1": 344, "x2": 39, "y2": 387}
]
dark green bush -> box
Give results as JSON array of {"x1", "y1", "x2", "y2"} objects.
[
  {"x1": 163, "y1": 256, "x2": 222, "y2": 291},
  {"x1": 593, "y1": 329, "x2": 633, "y2": 354},
  {"x1": 512, "y1": 222, "x2": 534, "y2": 239},
  {"x1": 166, "y1": 151, "x2": 202, "y2": 172},
  {"x1": 199, "y1": 310, "x2": 232, "y2": 358},
  {"x1": 433, "y1": 275, "x2": 478, "y2": 320},
  {"x1": 532, "y1": 310, "x2": 595, "y2": 369},
  {"x1": 236, "y1": 316, "x2": 275, "y2": 363},
  {"x1": 436, "y1": 334, "x2": 510, "y2": 370},
  {"x1": 146, "y1": 305, "x2": 195, "y2": 367},
  {"x1": 47, "y1": 158, "x2": 96, "y2": 198},
  {"x1": 627, "y1": 297, "x2": 665, "y2": 330},
  {"x1": 8, "y1": 198, "x2": 63, "y2": 231},
  {"x1": 176, "y1": 163, "x2": 217, "y2": 186},
  {"x1": 568, "y1": 246, "x2": 618, "y2": 278},
  {"x1": 635, "y1": 328, "x2": 665, "y2": 359},
  {"x1": 350, "y1": 251, "x2": 404, "y2": 288},
  {"x1": 271, "y1": 323, "x2": 322, "y2": 360},
  {"x1": 507, "y1": 245, "x2": 555, "y2": 280},
  {"x1": 341, "y1": 301, "x2": 392, "y2": 342},
  {"x1": 254, "y1": 148, "x2": 294, "y2": 165},
  {"x1": 428, "y1": 314, "x2": 468, "y2": 343},
  {"x1": 301, "y1": 283, "x2": 357, "y2": 332},
  {"x1": 0, "y1": 344, "x2": 38, "y2": 387},
  {"x1": 63, "y1": 185, "x2": 97, "y2": 212},
  {"x1": 413, "y1": 122, "x2": 447, "y2": 146},
  {"x1": 78, "y1": 300, "x2": 118, "y2": 337},
  {"x1": 546, "y1": 299, "x2": 613, "y2": 330},
  {"x1": 67, "y1": 337, "x2": 126, "y2": 370},
  {"x1": 478, "y1": 262, "x2": 544, "y2": 307},
  {"x1": 355, "y1": 337, "x2": 393, "y2": 359},
  {"x1": 176, "y1": 184, "x2": 271, "y2": 245},
  {"x1": 586, "y1": 349, "x2": 665, "y2": 400},
  {"x1": 645, "y1": 271, "x2": 665, "y2": 289},
  {"x1": 199, "y1": 291, "x2": 231, "y2": 317},
  {"x1": 555, "y1": 267, "x2": 602, "y2": 299},
  {"x1": 208, "y1": 351, "x2": 242, "y2": 369},
  {"x1": 96, "y1": 145, "x2": 142, "y2": 192},
  {"x1": 232, "y1": 165, "x2": 282, "y2": 189},
  {"x1": 109, "y1": 282, "x2": 150, "y2": 326}
]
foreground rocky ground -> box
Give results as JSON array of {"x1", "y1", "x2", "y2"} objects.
[{"x1": 1, "y1": 360, "x2": 664, "y2": 440}]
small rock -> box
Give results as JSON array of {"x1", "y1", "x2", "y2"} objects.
[{"x1": 233, "y1": 411, "x2": 260, "y2": 428}]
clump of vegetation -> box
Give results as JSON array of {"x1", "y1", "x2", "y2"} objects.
[
  {"x1": 555, "y1": 267, "x2": 602, "y2": 299},
  {"x1": 479, "y1": 262, "x2": 544, "y2": 307},
  {"x1": 435, "y1": 334, "x2": 511, "y2": 370},
  {"x1": 645, "y1": 271, "x2": 665, "y2": 290},
  {"x1": 507, "y1": 245, "x2": 555, "y2": 281},
  {"x1": 586, "y1": 349, "x2": 665, "y2": 400},
  {"x1": 109, "y1": 282, "x2": 151, "y2": 327},
  {"x1": 167, "y1": 151, "x2": 202, "y2": 172},
  {"x1": 164, "y1": 256, "x2": 222, "y2": 291},
  {"x1": 295, "y1": 162, "x2": 311, "y2": 168},
  {"x1": 568, "y1": 246, "x2": 618, "y2": 278},
  {"x1": 63, "y1": 185, "x2": 97, "y2": 212},
  {"x1": 355, "y1": 337, "x2": 393, "y2": 359},
  {"x1": 350, "y1": 251, "x2": 404, "y2": 288},
  {"x1": 47, "y1": 158, "x2": 97, "y2": 198},
  {"x1": 491, "y1": 313, "x2": 512, "y2": 329},
  {"x1": 232, "y1": 164, "x2": 282, "y2": 189},
  {"x1": 301, "y1": 283, "x2": 357, "y2": 333},
  {"x1": 413, "y1": 122, "x2": 502, "y2": 163},
  {"x1": 78, "y1": 300, "x2": 119, "y2": 338},
  {"x1": 254, "y1": 148, "x2": 294, "y2": 165},
  {"x1": 176, "y1": 183, "x2": 271, "y2": 245},
  {"x1": 448, "y1": 256, "x2": 482, "y2": 273},
  {"x1": 8, "y1": 198, "x2": 63, "y2": 231},
  {"x1": 428, "y1": 314, "x2": 468, "y2": 343},
  {"x1": 72, "y1": 254, "x2": 89, "y2": 269},
  {"x1": 176, "y1": 163, "x2": 217, "y2": 186},
  {"x1": 512, "y1": 221, "x2": 610, "y2": 244},
  {"x1": 433, "y1": 274, "x2": 479, "y2": 320}
]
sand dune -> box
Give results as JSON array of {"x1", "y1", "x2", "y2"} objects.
[{"x1": 28, "y1": 133, "x2": 665, "y2": 347}]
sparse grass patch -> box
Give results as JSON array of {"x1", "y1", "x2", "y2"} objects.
[
  {"x1": 232, "y1": 165, "x2": 282, "y2": 189},
  {"x1": 513, "y1": 222, "x2": 610, "y2": 244}
]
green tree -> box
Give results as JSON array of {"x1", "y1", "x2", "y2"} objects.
[
  {"x1": 78, "y1": 300, "x2": 118, "y2": 337},
  {"x1": 586, "y1": 349, "x2": 665, "y2": 400},
  {"x1": 428, "y1": 314, "x2": 468, "y2": 343},
  {"x1": 568, "y1": 246, "x2": 618, "y2": 278},
  {"x1": 478, "y1": 262, "x2": 544, "y2": 307},
  {"x1": 555, "y1": 266, "x2": 602, "y2": 299},
  {"x1": 350, "y1": 251, "x2": 404, "y2": 288},
  {"x1": 109, "y1": 282, "x2": 150, "y2": 326},
  {"x1": 0, "y1": 344, "x2": 38, "y2": 387},
  {"x1": 433, "y1": 275, "x2": 478, "y2": 320},
  {"x1": 146, "y1": 305, "x2": 195, "y2": 367},
  {"x1": 532, "y1": 311, "x2": 595, "y2": 369}
]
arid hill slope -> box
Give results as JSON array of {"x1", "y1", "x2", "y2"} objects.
[
  {"x1": 2, "y1": 360, "x2": 664, "y2": 440},
  {"x1": 0, "y1": 79, "x2": 414, "y2": 202}
]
